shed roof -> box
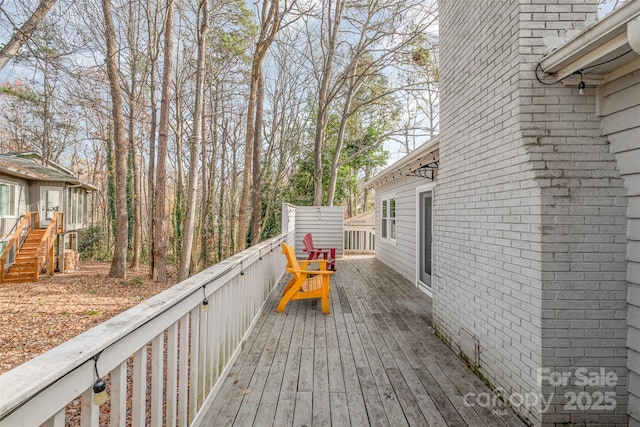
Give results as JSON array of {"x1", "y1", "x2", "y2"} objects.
[
  {"x1": 364, "y1": 136, "x2": 439, "y2": 190},
  {"x1": 345, "y1": 210, "x2": 374, "y2": 227},
  {"x1": 0, "y1": 152, "x2": 97, "y2": 190}
]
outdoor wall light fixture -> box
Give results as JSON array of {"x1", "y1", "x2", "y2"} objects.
[
  {"x1": 201, "y1": 285, "x2": 209, "y2": 312},
  {"x1": 92, "y1": 353, "x2": 108, "y2": 406}
]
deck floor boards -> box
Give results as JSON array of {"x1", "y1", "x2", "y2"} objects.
[{"x1": 202, "y1": 257, "x2": 526, "y2": 426}]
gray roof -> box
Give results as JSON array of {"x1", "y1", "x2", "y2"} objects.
[
  {"x1": 0, "y1": 152, "x2": 97, "y2": 190},
  {"x1": 345, "y1": 210, "x2": 374, "y2": 227}
]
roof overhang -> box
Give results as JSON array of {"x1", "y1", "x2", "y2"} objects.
[
  {"x1": 540, "y1": 1, "x2": 640, "y2": 85},
  {"x1": 365, "y1": 136, "x2": 440, "y2": 190},
  {"x1": 0, "y1": 153, "x2": 98, "y2": 191}
]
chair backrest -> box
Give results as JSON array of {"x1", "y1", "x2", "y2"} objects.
[
  {"x1": 302, "y1": 233, "x2": 314, "y2": 252},
  {"x1": 281, "y1": 242, "x2": 300, "y2": 273}
]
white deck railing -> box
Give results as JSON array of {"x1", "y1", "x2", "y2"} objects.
[
  {"x1": 344, "y1": 226, "x2": 375, "y2": 254},
  {"x1": 0, "y1": 234, "x2": 288, "y2": 427}
]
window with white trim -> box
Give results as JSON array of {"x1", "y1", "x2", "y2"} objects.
[
  {"x1": 381, "y1": 196, "x2": 396, "y2": 241},
  {"x1": 0, "y1": 182, "x2": 17, "y2": 217}
]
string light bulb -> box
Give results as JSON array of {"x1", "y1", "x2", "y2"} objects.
[
  {"x1": 578, "y1": 71, "x2": 585, "y2": 95},
  {"x1": 201, "y1": 286, "x2": 209, "y2": 312},
  {"x1": 92, "y1": 354, "x2": 107, "y2": 406},
  {"x1": 92, "y1": 378, "x2": 108, "y2": 406}
]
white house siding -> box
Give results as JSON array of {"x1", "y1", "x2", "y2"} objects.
[
  {"x1": 292, "y1": 206, "x2": 344, "y2": 260},
  {"x1": 374, "y1": 175, "x2": 428, "y2": 284},
  {"x1": 437, "y1": 1, "x2": 628, "y2": 426},
  {"x1": 599, "y1": 72, "x2": 640, "y2": 425}
]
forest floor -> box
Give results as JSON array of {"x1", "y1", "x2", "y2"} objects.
[{"x1": 0, "y1": 262, "x2": 176, "y2": 375}]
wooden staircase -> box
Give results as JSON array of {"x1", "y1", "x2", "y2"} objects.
[
  {"x1": 3, "y1": 229, "x2": 47, "y2": 283},
  {"x1": 0, "y1": 212, "x2": 64, "y2": 284}
]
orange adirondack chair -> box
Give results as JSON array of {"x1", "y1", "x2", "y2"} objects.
[
  {"x1": 302, "y1": 232, "x2": 336, "y2": 271},
  {"x1": 277, "y1": 242, "x2": 334, "y2": 314}
]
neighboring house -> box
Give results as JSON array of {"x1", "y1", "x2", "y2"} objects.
[
  {"x1": 0, "y1": 152, "x2": 96, "y2": 280},
  {"x1": 367, "y1": 1, "x2": 639, "y2": 426}
]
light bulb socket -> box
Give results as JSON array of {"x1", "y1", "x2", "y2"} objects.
[
  {"x1": 202, "y1": 297, "x2": 209, "y2": 312},
  {"x1": 578, "y1": 80, "x2": 585, "y2": 95}
]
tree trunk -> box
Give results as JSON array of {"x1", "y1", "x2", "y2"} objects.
[
  {"x1": 177, "y1": 0, "x2": 208, "y2": 282},
  {"x1": 312, "y1": 0, "x2": 344, "y2": 206},
  {"x1": 0, "y1": 0, "x2": 58, "y2": 71},
  {"x1": 102, "y1": 0, "x2": 129, "y2": 279},
  {"x1": 237, "y1": 0, "x2": 282, "y2": 251},
  {"x1": 145, "y1": 3, "x2": 161, "y2": 278},
  {"x1": 326, "y1": 78, "x2": 357, "y2": 206},
  {"x1": 236, "y1": 58, "x2": 258, "y2": 252},
  {"x1": 250, "y1": 69, "x2": 265, "y2": 245},
  {"x1": 152, "y1": 0, "x2": 174, "y2": 283},
  {"x1": 127, "y1": 2, "x2": 141, "y2": 270}
]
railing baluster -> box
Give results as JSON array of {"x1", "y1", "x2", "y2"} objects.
[
  {"x1": 198, "y1": 304, "x2": 207, "y2": 407},
  {"x1": 79, "y1": 386, "x2": 98, "y2": 427},
  {"x1": 166, "y1": 323, "x2": 179, "y2": 427},
  {"x1": 131, "y1": 347, "x2": 147, "y2": 426},
  {"x1": 188, "y1": 306, "x2": 200, "y2": 422},
  {"x1": 213, "y1": 291, "x2": 221, "y2": 380},
  {"x1": 42, "y1": 409, "x2": 65, "y2": 427},
  {"x1": 151, "y1": 334, "x2": 164, "y2": 427},
  {"x1": 206, "y1": 291, "x2": 216, "y2": 389},
  {"x1": 110, "y1": 362, "x2": 127, "y2": 427},
  {"x1": 177, "y1": 314, "x2": 189, "y2": 427}
]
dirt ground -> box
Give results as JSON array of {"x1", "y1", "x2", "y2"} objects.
[{"x1": 0, "y1": 262, "x2": 176, "y2": 375}]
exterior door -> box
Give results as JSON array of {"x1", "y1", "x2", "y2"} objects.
[
  {"x1": 419, "y1": 191, "x2": 432, "y2": 288},
  {"x1": 40, "y1": 187, "x2": 63, "y2": 228}
]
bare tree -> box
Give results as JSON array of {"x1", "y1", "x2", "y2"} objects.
[
  {"x1": 312, "y1": 0, "x2": 345, "y2": 206},
  {"x1": 101, "y1": 0, "x2": 129, "y2": 278},
  {"x1": 238, "y1": 0, "x2": 295, "y2": 251},
  {"x1": 152, "y1": 0, "x2": 175, "y2": 283},
  {"x1": 177, "y1": 0, "x2": 208, "y2": 282},
  {"x1": 0, "y1": 0, "x2": 58, "y2": 70}
]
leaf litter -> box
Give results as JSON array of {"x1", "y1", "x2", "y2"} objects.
[{"x1": 0, "y1": 262, "x2": 175, "y2": 375}]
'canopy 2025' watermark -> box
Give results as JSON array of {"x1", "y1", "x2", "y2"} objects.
[{"x1": 462, "y1": 367, "x2": 618, "y2": 416}]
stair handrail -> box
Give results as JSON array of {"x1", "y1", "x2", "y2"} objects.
[
  {"x1": 33, "y1": 212, "x2": 64, "y2": 281},
  {"x1": 0, "y1": 213, "x2": 36, "y2": 282}
]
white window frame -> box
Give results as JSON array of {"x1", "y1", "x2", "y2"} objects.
[
  {"x1": 381, "y1": 194, "x2": 397, "y2": 243},
  {"x1": 0, "y1": 181, "x2": 18, "y2": 218}
]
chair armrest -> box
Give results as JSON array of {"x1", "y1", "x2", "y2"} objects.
[
  {"x1": 293, "y1": 269, "x2": 334, "y2": 275},
  {"x1": 316, "y1": 248, "x2": 336, "y2": 257}
]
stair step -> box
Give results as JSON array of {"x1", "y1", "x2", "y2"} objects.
[
  {"x1": 12, "y1": 260, "x2": 37, "y2": 266},
  {"x1": 3, "y1": 276, "x2": 36, "y2": 283}
]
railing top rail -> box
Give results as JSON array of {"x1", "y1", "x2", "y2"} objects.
[{"x1": 0, "y1": 233, "x2": 288, "y2": 419}]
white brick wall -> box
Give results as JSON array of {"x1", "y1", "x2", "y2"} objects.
[{"x1": 437, "y1": 1, "x2": 628, "y2": 425}]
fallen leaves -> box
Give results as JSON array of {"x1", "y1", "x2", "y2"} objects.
[{"x1": 0, "y1": 262, "x2": 175, "y2": 375}]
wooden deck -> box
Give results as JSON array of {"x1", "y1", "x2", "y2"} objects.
[{"x1": 203, "y1": 256, "x2": 525, "y2": 426}]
